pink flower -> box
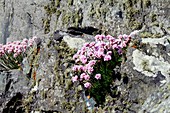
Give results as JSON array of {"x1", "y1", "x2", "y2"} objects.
[
  {"x1": 81, "y1": 46, "x2": 86, "y2": 52},
  {"x1": 84, "y1": 82, "x2": 91, "y2": 89},
  {"x1": 106, "y1": 35, "x2": 113, "y2": 40},
  {"x1": 80, "y1": 55, "x2": 87, "y2": 64},
  {"x1": 77, "y1": 50, "x2": 81, "y2": 55},
  {"x1": 77, "y1": 65, "x2": 84, "y2": 71},
  {"x1": 84, "y1": 43, "x2": 90, "y2": 47},
  {"x1": 89, "y1": 42, "x2": 95, "y2": 47},
  {"x1": 23, "y1": 45, "x2": 27, "y2": 49},
  {"x1": 28, "y1": 43, "x2": 33, "y2": 47},
  {"x1": 84, "y1": 74, "x2": 90, "y2": 80},
  {"x1": 72, "y1": 75, "x2": 78, "y2": 83},
  {"x1": 72, "y1": 65, "x2": 79, "y2": 71},
  {"x1": 104, "y1": 54, "x2": 111, "y2": 61},
  {"x1": 88, "y1": 60, "x2": 96, "y2": 66},
  {"x1": 13, "y1": 53, "x2": 18, "y2": 58},
  {"x1": 118, "y1": 35, "x2": 123, "y2": 39},
  {"x1": 87, "y1": 66, "x2": 94, "y2": 74},
  {"x1": 109, "y1": 37, "x2": 115, "y2": 42},
  {"x1": 98, "y1": 35, "x2": 105, "y2": 40},
  {"x1": 119, "y1": 41, "x2": 126, "y2": 48},
  {"x1": 80, "y1": 73, "x2": 86, "y2": 80},
  {"x1": 112, "y1": 44, "x2": 118, "y2": 49},
  {"x1": 75, "y1": 59, "x2": 80, "y2": 63},
  {"x1": 7, "y1": 49, "x2": 12, "y2": 54},
  {"x1": 73, "y1": 54, "x2": 79, "y2": 60},
  {"x1": 23, "y1": 38, "x2": 28, "y2": 43},
  {"x1": 82, "y1": 66, "x2": 87, "y2": 72},
  {"x1": 21, "y1": 41, "x2": 27, "y2": 45},
  {"x1": 107, "y1": 51, "x2": 112, "y2": 55},
  {"x1": 87, "y1": 51, "x2": 93, "y2": 57},
  {"x1": 94, "y1": 35, "x2": 100, "y2": 41},
  {"x1": 29, "y1": 39, "x2": 34, "y2": 43},
  {"x1": 118, "y1": 48, "x2": 122, "y2": 55},
  {"x1": 95, "y1": 74, "x2": 101, "y2": 80}
]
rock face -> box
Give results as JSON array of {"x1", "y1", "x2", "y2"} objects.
[
  {"x1": 0, "y1": 0, "x2": 50, "y2": 44},
  {"x1": 0, "y1": 0, "x2": 169, "y2": 43},
  {"x1": 0, "y1": 70, "x2": 30, "y2": 113},
  {"x1": 0, "y1": 0, "x2": 170, "y2": 113}
]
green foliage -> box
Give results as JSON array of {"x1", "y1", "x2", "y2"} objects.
[{"x1": 88, "y1": 49, "x2": 122, "y2": 105}]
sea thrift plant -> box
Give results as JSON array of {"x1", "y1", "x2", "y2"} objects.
[
  {"x1": 71, "y1": 34, "x2": 131, "y2": 105},
  {"x1": 0, "y1": 36, "x2": 38, "y2": 70}
]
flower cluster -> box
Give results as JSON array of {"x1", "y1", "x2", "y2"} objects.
[
  {"x1": 0, "y1": 36, "x2": 37, "y2": 69},
  {"x1": 71, "y1": 34, "x2": 131, "y2": 105},
  {"x1": 72, "y1": 34, "x2": 131, "y2": 87}
]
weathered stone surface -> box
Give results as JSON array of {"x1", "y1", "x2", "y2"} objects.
[
  {"x1": 0, "y1": 0, "x2": 170, "y2": 44},
  {"x1": 139, "y1": 83, "x2": 170, "y2": 113},
  {"x1": 0, "y1": 0, "x2": 170, "y2": 112},
  {"x1": 0, "y1": 0, "x2": 50, "y2": 44},
  {"x1": 0, "y1": 70, "x2": 30, "y2": 113}
]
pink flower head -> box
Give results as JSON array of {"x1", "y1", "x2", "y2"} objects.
[
  {"x1": 106, "y1": 35, "x2": 113, "y2": 40},
  {"x1": 96, "y1": 41, "x2": 106, "y2": 48},
  {"x1": 98, "y1": 35, "x2": 105, "y2": 40},
  {"x1": 88, "y1": 60, "x2": 96, "y2": 66},
  {"x1": 72, "y1": 75, "x2": 78, "y2": 83},
  {"x1": 94, "y1": 35, "x2": 100, "y2": 41},
  {"x1": 16, "y1": 41, "x2": 21, "y2": 45},
  {"x1": 87, "y1": 51, "x2": 93, "y2": 57},
  {"x1": 89, "y1": 42, "x2": 95, "y2": 47},
  {"x1": 95, "y1": 48, "x2": 104, "y2": 58},
  {"x1": 80, "y1": 55, "x2": 87, "y2": 64},
  {"x1": 17, "y1": 49, "x2": 22, "y2": 54},
  {"x1": 118, "y1": 35, "x2": 123, "y2": 39},
  {"x1": 87, "y1": 66, "x2": 94, "y2": 74},
  {"x1": 28, "y1": 39, "x2": 34, "y2": 44},
  {"x1": 28, "y1": 43, "x2": 33, "y2": 47},
  {"x1": 13, "y1": 53, "x2": 18, "y2": 58},
  {"x1": 77, "y1": 65, "x2": 84, "y2": 71},
  {"x1": 84, "y1": 43, "x2": 90, "y2": 47},
  {"x1": 109, "y1": 37, "x2": 115, "y2": 42},
  {"x1": 81, "y1": 46, "x2": 86, "y2": 52},
  {"x1": 0, "y1": 49, "x2": 5, "y2": 54},
  {"x1": 112, "y1": 44, "x2": 118, "y2": 49},
  {"x1": 84, "y1": 74, "x2": 90, "y2": 80},
  {"x1": 21, "y1": 41, "x2": 27, "y2": 45},
  {"x1": 119, "y1": 41, "x2": 127, "y2": 48},
  {"x1": 118, "y1": 48, "x2": 123, "y2": 55},
  {"x1": 77, "y1": 50, "x2": 81, "y2": 55},
  {"x1": 107, "y1": 51, "x2": 112, "y2": 55},
  {"x1": 84, "y1": 82, "x2": 91, "y2": 89},
  {"x1": 23, "y1": 45, "x2": 27, "y2": 49},
  {"x1": 23, "y1": 38, "x2": 28, "y2": 43},
  {"x1": 72, "y1": 65, "x2": 79, "y2": 71},
  {"x1": 82, "y1": 66, "x2": 87, "y2": 72},
  {"x1": 115, "y1": 38, "x2": 121, "y2": 44},
  {"x1": 122, "y1": 34, "x2": 128, "y2": 40},
  {"x1": 80, "y1": 73, "x2": 86, "y2": 80},
  {"x1": 95, "y1": 74, "x2": 101, "y2": 80},
  {"x1": 75, "y1": 59, "x2": 80, "y2": 63},
  {"x1": 104, "y1": 54, "x2": 111, "y2": 61},
  {"x1": 73, "y1": 54, "x2": 79, "y2": 60},
  {"x1": 7, "y1": 49, "x2": 13, "y2": 54}
]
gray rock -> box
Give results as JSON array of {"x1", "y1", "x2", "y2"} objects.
[
  {"x1": 0, "y1": 0, "x2": 170, "y2": 112},
  {"x1": 139, "y1": 83, "x2": 170, "y2": 113},
  {"x1": 0, "y1": 70, "x2": 30, "y2": 113},
  {"x1": 0, "y1": 0, "x2": 50, "y2": 44}
]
